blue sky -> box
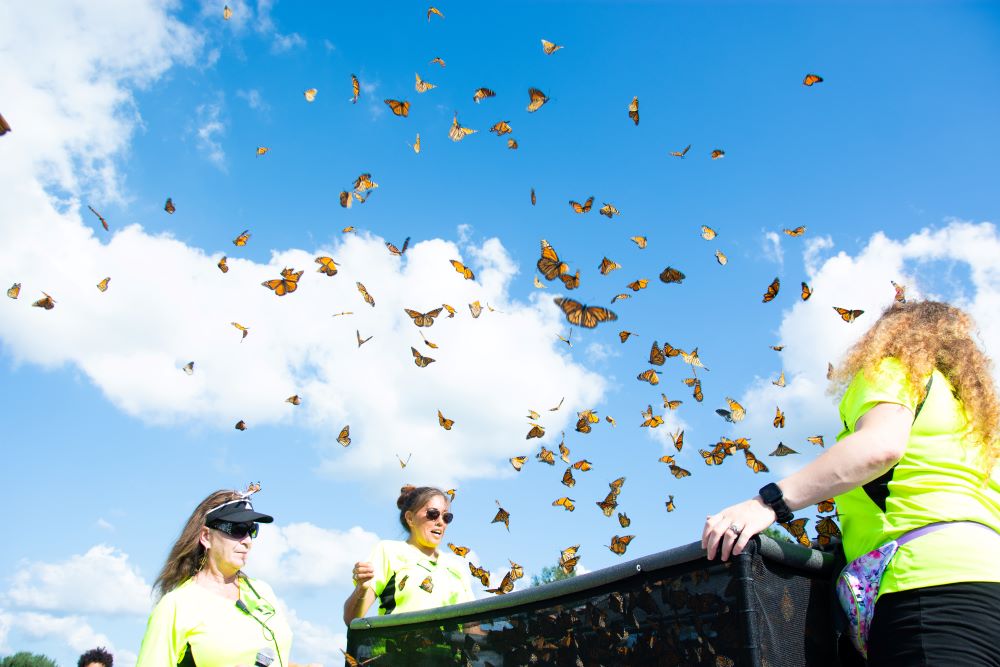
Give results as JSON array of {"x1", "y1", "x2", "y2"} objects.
[{"x1": 2, "y1": 1, "x2": 999, "y2": 664}]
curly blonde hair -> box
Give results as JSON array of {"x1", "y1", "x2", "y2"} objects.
[{"x1": 831, "y1": 301, "x2": 1000, "y2": 473}]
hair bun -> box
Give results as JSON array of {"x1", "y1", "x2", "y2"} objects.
[{"x1": 397, "y1": 484, "x2": 417, "y2": 510}]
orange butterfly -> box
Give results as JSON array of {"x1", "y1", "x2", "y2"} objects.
[
  {"x1": 449, "y1": 113, "x2": 477, "y2": 141},
  {"x1": 507, "y1": 138, "x2": 518, "y2": 149},
  {"x1": 554, "y1": 297, "x2": 617, "y2": 328},
  {"x1": 448, "y1": 543, "x2": 469, "y2": 558},
  {"x1": 510, "y1": 456, "x2": 528, "y2": 471},
  {"x1": 803, "y1": 73, "x2": 823, "y2": 86},
  {"x1": 485, "y1": 570, "x2": 515, "y2": 594},
  {"x1": 286, "y1": 395, "x2": 302, "y2": 406},
  {"x1": 661, "y1": 394, "x2": 682, "y2": 410},
  {"x1": 627, "y1": 96, "x2": 639, "y2": 125},
  {"x1": 640, "y1": 405, "x2": 664, "y2": 428},
  {"x1": 233, "y1": 229, "x2": 251, "y2": 246},
  {"x1": 773, "y1": 371, "x2": 786, "y2": 387},
  {"x1": 762, "y1": 277, "x2": 780, "y2": 302},
  {"x1": 801, "y1": 282, "x2": 813, "y2": 300},
  {"x1": 666, "y1": 495, "x2": 676, "y2": 512},
  {"x1": 816, "y1": 515, "x2": 841, "y2": 547},
  {"x1": 356, "y1": 282, "x2": 375, "y2": 307},
  {"x1": 784, "y1": 226, "x2": 806, "y2": 236},
  {"x1": 701, "y1": 225, "x2": 717, "y2": 240},
  {"x1": 631, "y1": 235, "x2": 648, "y2": 249},
  {"x1": 769, "y1": 442, "x2": 798, "y2": 456},
  {"x1": 430, "y1": 57, "x2": 446, "y2": 67},
  {"x1": 572, "y1": 459, "x2": 592, "y2": 471},
  {"x1": 700, "y1": 446, "x2": 727, "y2": 466},
  {"x1": 541, "y1": 39, "x2": 564, "y2": 55},
  {"x1": 385, "y1": 237, "x2": 410, "y2": 256},
  {"x1": 419, "y1": 576, "x2": 433, "y2": 593},
  {"x1": 164, "y1": 198, "x2": 176, "y2": 214},
  {"x1": 780, "y1": 518, "x2": 811, "y2": 547},
  {"x1": 671, "y1": 429, "x2": 684, "y2": 452},
  {"x1": 218, "y1": 256, "x2": 229, "y2": 273},
  {"x1": 420, "y1": 331, "x2": 438, "y2": 349},
  {"x1": 427, "y1": 6, "x2": 444, "y2": 21},
  {"x1": 599, "y1": 257, "x2": 621, "y2": 275},
  {"x1": 223, "y1": 4, "x2": 232, "y2": 20},
  {"x1": 303, "y1": 88, "x2": 317, "y2": 102},
  {"x1": 619, "y1": 331, "x2": 637, "y2": 342},
  {"x1": 637, "y1": 369, "x2": 660, "y2": 385},
  {"x1": 772, "y1": 345, "x2": 785, "y2": 351},
  {"x1": 468, "y1": 301, "x2": 483, "y2": 318},
  {"x1": 530, "y1": 187, "x2": 536, "y2": 205},
  {"x1": 87, "y1": 205, "x2": 109, "y2": 231},
  {"x1": 575, "y1": 416, "x2": 592, "y2": 434},
  {"x1": 96, "y1": 277, "x2": 110, "y2": 292},
  {"x1": 569, "y1": 196, "x2": 594, "y2": 214},
  {"x1": 649, "y1": 341, "x2": 666, "y2": 366},
  {"x1": 231, "y1": 322, "x2": 249, "y2": 340},
  {"x1": 472, "y1": 87, "x2": 496, "y2": 103},
  {"x1": 816, "y1": 498, "x2": 836, "y2": 513},
  {"x1": 561, "y1": 467, "x2": 575, "y2": 488},
  {"x1": 744, "y1": 450, "x2": 769, "y2": 474},
  {"x1": 670, "y1": 144, "x2": 691, "y2": 158},
  {"x1": 807, "y1": 435, "x2": 825, "y2": 447},
  {"x1": 442, "y1": 303, "x2": 456, "y2": 318},
  {"x1": 32, "y1": 292, "x2": 56, "y2": 310},
  {"x1": 492, "y1": 501, "x2": 510, "y2": 531},
  {"x1": 716, "y1": 397, "x2": 746, "y2": 423},
  {"x1": 710, "y1": 149, "x2": 725, "y2": 159},
  {"x1": 833, "y1": 306, "x2": 864, "y2": 323},
  {"x1": 414, "y1": 73, "x2": 436, "y2": 93},
  {"x1": 558, "y1": 270, "x2": 580, "y2": 290},
  {"x1": 537, "y1": 239, "x2": 569, "y2": 280},
  {"x1": 404, "y1": 307, "x2": 443, "y2": 327},
  {"x1": 558, "y1": 437, "x2": 570, "y2": 463},
  {"x1": 627, "y1": 278, "x2": 648, "y2": 291},
  {"x1": 526, "y1": 87, "x2": 549, "y2": 112},
  {"x1": 537, "y1": 446, "x2": 555, "y2": 465},
  {"x1": 235, "y1": 420, "x2": 247, "y2": 431},
  {"x1": 0, "y1": 112, "x2": 11, "y2": 136},
  {"x1": 315, "y1": 257, "x2": 338, "y2": 276},
  {"x1": 608, "y1": 535, "x2": 635, "y2": 555},
  {"x1": 600, "y1": 203, "x2": 620, "y2": 218},
  {"x1": 438, "y1": 410, "x2": 454, "y2": 430},
  {"x1": 684, "y1": 376, "x2": 704, "y2": 402},
  {"x1": 7, "y1": 283, "x2": 20, "y2": 299},
  {"x1": 256, "y1": 146, "x2": 269, "y2": 156},
  {"x1": 773, "y1": 406, "x2": 785, "y2": 428},
  {"x1": 411, "y1": 347, "x2": 435, "y2": 367},
  {"x1": 526, "y1": 423, "x2": 545, "y2": 439},
  {"x1": 384, "y1": 99, "x2": 410, "y2": 117},
  {"x1": 489, "y1": 120, "x2": 512, "y2": 136},
  {"x1": 659, "y1": 266, "x2": 686, "y2": 284},
  {"x1": 468, "y1": 562, "x2": 490, "y2": 586},
  {"x1": 716, "y1": 250, "x2": 728, "y2": 265},
  {"x1": 611, "y1": 293, "x2": 630, "y2": 303},
  {"x1": 350, "y1": 74, "x2": 360, "y2": 103},
  {"x1": 337, "y1": 426, "x2": 351, "y2": 446},
  {"x1": 552, "y1": 496, "x2": 575, "y2": 512},
  {"x1": 261, "y1": 267, "x2": 303, "y2": 296}
]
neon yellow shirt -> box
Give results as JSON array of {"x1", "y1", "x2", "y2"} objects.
[
  {"x1": 835, "y1": 357, "x2": 1000, "y2": 598},
  {"x1": 136, "y1": 576, "x2": 293, "y2": 667},
  {"x1": 363, "y1": 540, "x2": 474, "y2": 615}
]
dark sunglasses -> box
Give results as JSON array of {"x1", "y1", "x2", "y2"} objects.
[
  {"x1": 208, "y1": 520, "x2": 259, "y2": 539},
  {"x1": 425, "y1": 508, "x2": 454, "y2": 524}
]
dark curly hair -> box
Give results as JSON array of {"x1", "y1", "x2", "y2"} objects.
[{"x1": 78, "y1": 648, "x2": 113, "y2": 667}]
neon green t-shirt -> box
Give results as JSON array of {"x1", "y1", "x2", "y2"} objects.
[
  {"x1": 362, "y1": 540, "x2": 474, "y2": 615},
  {"x1": 835, "y1": 357, "x2": 1000, "y2": 598},
  {"x1": 136, "y1": 576, "x2": 293, "y2": 667}
]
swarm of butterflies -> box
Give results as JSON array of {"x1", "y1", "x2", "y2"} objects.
[{"x1": 0, "y1": 0, "x2": 904, "y2": 582}]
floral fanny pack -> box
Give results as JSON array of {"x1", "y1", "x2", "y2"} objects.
[{"x1": 835, "y1": 520, "x2": 995, "y2": 658}]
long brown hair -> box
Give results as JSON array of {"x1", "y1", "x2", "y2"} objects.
[
  {"x1": 152, "y1": 489, "x2": 241, "y2": 598},
  {"x1": 831, "y1": 301, "x2": 1000, "y2": 472}
]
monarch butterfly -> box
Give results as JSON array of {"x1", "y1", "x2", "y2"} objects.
[
  {"x1": 231, "y1": 322, "x2": 249, "y2": 340},
  {"x1": 769, "y1": 442, "x2": 798, "y2": 456},
  {"x1": 489, "y1": 120, "x2": 512, "y2": 136},
  {"x1": 315, "y1": 256, "x2": 338, "y2": 276},
  {"x1": 181, "y1": 361, "x2": 194, "y2": 375},
  {"x1": 396, "y1": 453, "x2": 412, "y2": 468},
  {"x1": 385, "y1": 237, "x2": 410, "y2": 256},
  {"x1": 598, "y1": 257, "x2": 621, "y2": 275},
  {"x1": 472, "y1": 87, "x2": 496, "y2": 103},
  {"x1": 526, "y1": 423, "x2": 545, "y2": 439},
  {"x1": 414, "y1": 73, "x2": 436, "y2": 93},
  {"x1": 827, "y1": 362, "x2": 835, "y2": 379},
  {"x1": 618, "y1": 512, "x2": 631, "y2": 528},
  {"x1": 891, "y1": 280, "x2": 906, "y2": 303},
  {"x1": 556, "y1": 331, "x2": 571, "y2": 346},
  {"x1": 553, "y1": 496, "x2": 575, "y2": 512},
  {"x1": 640, "y1": 407, "x2": 664, "y2": 429},
  {"x1": 683, "y1": 376, "x2": 703, "y2": 401},
  {"x1": 420, "y1": 331, "x2": 438, "y2": 349},
  {"x1": 430, "y1": 56, "x2": 446, "y2": 67},
  {"x1": 772, "y1": 344, "x2": 785, "y2": 351},
  {"x1": 611, "y1": 293, "x2": 630, "y2": 303},
  {"x1": 637, "y1": 369, "x2": 660, "y2": 385},
  {"x1": 541, "y1": 39, "x2": 564, "y2": 55},
  {"x1": 223, "y1": 4, "x2": 232, "y2": 20},
  {"x1": 445, "y1": 489, "x2": 456, "y2": 501},
  {"x1": 780, "y1": 517, "x2": 811, "y2": 547},
  {"x1": 803, "y1": 73, "x2": 823, "y2": 86},
  {"x1": 404, "y1": 307, "x2": 443, "y2": 327},
  {"x1": 833, "y1": 306, "x2": 864, "y2": 323},
  {"x1": 807, "y1": 435, "x2": 825, "y2": 447},
  {"x1": 164, "y1": 198, "x2": 176, "y2": 214},
  {"x1": 710, "y1": 149, "x2": 725, "y2": 159},
  {"x1": 492, "y1": 501, "x2": 510, "y2": 530},
  {"x1": 744, "y1": 450, "x2": 769, "y2": 474},
  {"x1": 350, "y1": 74, "x2": 360, "y2": 103},
  {"x1": 510, "y1": 455, "x2": 528, "y2": 471},
  {"x1": 286, "y1": 395, "x2": 302, "y2": 406},
  {"x1": 96, "y1": 277, "x2": 110, "y2": 292},
  {"x1": 784, "y1": 226, "x2": 806, "y2": 237},
  {"x1": 217, "y1": 256, "x2": 229, "y2": 273},
  {"x1": 442, "y1": 303, "x2": 456, "y2": 318},
  {"x1": 468, "y1": 301, "x2": 483, "y2": 318},
  {"x1": 562, "y1": 467, "x2": 576, "y2": 487},
  {"x1": 619, "y1": 330, "x2": 637, "y2": 343},
  {"x1": 774, "y1": 406, "x2": 785, "y2": 428},
  {"x1": 235, "y1": 420, "x2": 247, "y2": 431},
  {"x1": 572, "y1": 459, "x2": 592, "y2": 471},
  {"x1": 773, "y1": 371, "x2": 786, "y2": 387},
  {"x1": 468, "y1": 562, "x2": 489, "y2": 585},
  {"x1": 411, "y1": 347, "x2": 435, "y2": 367},
  {"x1": 409, "y1": 133, "x2": 420, "y2": 153},
  {"x1": 666, "y1": 495, "x2": 676, "y2": 512},
  {"x1": 608, "y1": 535, "x2": 635, "y2": 555},
  {"x1": 816, "y1": 515, "x2": 841, "y2": 546},
  {"x1": 670, "y1": 144, "x2": 691, "y2": 158},
  {"x1": 558, "y1": 270, "x2": 580, "y2": 289},
  {"x1": 537, "y1": 446, "x2": 555, "y2": 465},
  {"x1": 816, "y1": 498, "x2": 836, "y2": 513},
  {"x1": 485, "y1": 570, "x2": 515, "y2": 594},
  {"x1": 559, "y1": 555, "x2": 580, "y2": 575},
  {"x1": 356, "y1": 282, "x2": 375, "y2": 307},
  {"x1": 356, "y1": 330, "x2": 372, "y2": 347},
  {"x1": 700, "y1": 225, "x2": 717, "y2": 241},
  {"x1": 87, "y1": 205, "x2": 109, "y2": 231},
  {"x1": 630, "y1": 235, "x2": 648, "y2": 249},
  {"x1": 762, "y1": 277, "x2": 780, "y2": 302},
  {"x1": 419, "y1": 576, "x2": 434, "y2": 593},
  {"x1": 427, "y1": 6, "x2": 444, "y2": 20},
  {"x1": 659, "y1": 455, "x2": 675, "y2": 465},
  {"x1": 662, "y1": 342, "x2": 682, "y2": 358},
  {"x1": 596, "y1": 496, "x2": 618, "y2": 517},
  {"x1": 353, "y1": 173, "x2": 378, "y2": 193},
  {"x1": 304, "y1": 88, "x2": 317, "y2": 102},
  {"x1": 558, "y1": 437, "x2": 570, "y2": 463},
  {"x1": 438, "y1": 410, "x2": 454, "y2": 430},
  {"x1": 671, "y1": 429, "x2": 684, "y2": 452},
  {"x1": 554, "y1": 297, "x2": 617, "y2": 328},
  {"x1": 680, "y1": 347, "x2": 708, "y2": 370},
  {"x1": 262, "y1": 267, "x2": 303, "y2": 296},
  {"x1": 527, "y1": 87, "x2": 549, "y2": 112},
  {"x1": 715, "y1": 250, "x2": 728, "y2": 265},
  {"x1": 448, "y1": 543, "x2": 470, "y2": 558},
  {"x1": 575, "y1": 416, "x2": 592, "y2": 433},
  {"x1": 700, "y1": 446, "x2": 727, "y2": 466},
  {"x1": 659, "y1": 266, "x2": 686, "y2": 284},
  {"x1": 662, "y1": 394, "x2": 682, "y2": 410},
  {"x1": 384, "y1": 99, "x2": 410, "y2": 117},
  {"x1": 336, "y1": 425, "x2": 351, "y2": 446},
  {"x1": 600, "y1": 203, "x2": 620, "y2": 218},
  {"x1": 801, "y1": 282, "x2": 813, "y2": 301},
  {"x1": 448, "y1": 113, "x2": 477, "y2": 141},
  {"x1": 569, "y1": 196, "x2": 594, "y2": 214},
  {"x1": 339, "y1": 191, "x2": 354, "y2": 209},
  {"x1": 627, "y1": 278, "x2": 648, "y2": 291},
  {"x1": 716, "y1": 397, "x2": 746, "y2": 423},
  {"x1": 649, "y1": 341, "x2": 666, "y2": 366},
  {"x1": 530, "y1": 187, "x2": 536, "y2": 206},
  {"x1": 507, "y1": 138, "x2": 518, "y2": 150},
  {"x1": 233, "y1": 229, "x2": 251, "y2": 246}
]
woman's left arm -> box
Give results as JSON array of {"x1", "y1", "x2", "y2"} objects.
[{"x1": 702, "y1": 402, "x2": 913, "y2": 561}]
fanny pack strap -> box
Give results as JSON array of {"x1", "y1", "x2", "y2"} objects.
[{"x1": 897, "y1": 520, "x2": 1000, "y2": 546}]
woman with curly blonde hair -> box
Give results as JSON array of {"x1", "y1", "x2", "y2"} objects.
[{"x1": 702, "y1": 300, "x2": 1000, "y2": 665}]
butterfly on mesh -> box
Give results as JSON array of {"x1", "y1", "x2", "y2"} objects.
[
  {"x1": 541, "y1": 39, "x2": 564, "y2": 55},
  {"x1": 608, "y1": 535, "x2": 635, "y2": 555},
  {"x1": 411, "y1": 347, "x2": 435, "y2": 367},
  {"x1": 449, "y1": 543, "x2": 470, "y2": 557},
  {"x1": 762, "y1": 277, "x2": 780, "y2": 303},
  {"x1": 526, "y1": 87, "x2": 549, "y2": 112},
  {"x1": 261, "y1": 267, "x2": 303, "y2": 296},
  {"x1": 833, "y1": 306, "x2": 864, "y2": 323}
]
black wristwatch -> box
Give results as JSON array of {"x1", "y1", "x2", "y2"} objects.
[{"x1": 758, "y1": 483, "x2": 794, "y2": 523}]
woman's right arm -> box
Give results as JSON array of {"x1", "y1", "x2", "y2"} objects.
[
  {"x1": 135, "y1": 595, "x2": 183, "y2": 667},
  {"x1": 342, "y1": 561, "x2": 377, "y2": 626}
]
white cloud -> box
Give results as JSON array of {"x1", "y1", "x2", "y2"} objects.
[
  {"x1": 271, "y1": 31, "x2": 305, "y2": 53},
  {"x1": 3, "y1": 611, "x2": 130, "y2": 660},
  {"x1": 323, "y1": 39, "x2": 336, "y2": 53},
  {"x1": 237, "y1": 88, "x2": 268, "y2": 112},
  {"x1": 193, "y1": 98, "x2": 227, "y2": 169},
  {"x1": 738, "y1": 219, "x2": 1000, "y2": 476},
  {"x1": 255, "y1": 0, "x2": 305, "y2": 53},
  {"x1": 96, "y1": 518, "x2": 115, "y2": 531},
  {"x1": 250, "y1": 523, "x2": 380, "y2": 588},
  {"x1": 6, "y1": 545, "x2": 151, "y2": 616},
  {"x1": 584, "y1": 342, "x2": 615, "y2": 363},
  {"x1": 283, "y1": 608, "x2": 346, "y2": 665},
  {"x1": 0, "y1": 611, "x2": 10, "y2": 653},
  {"x1": 762, "y1": 231, "x2": 784, "y2": 266}
]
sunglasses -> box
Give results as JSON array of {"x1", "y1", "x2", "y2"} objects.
[
  {"x1": 208, "y1": 520, "x2": 259, "y2": 540},
  {"x1": 424, "y1": 508, "x2": 454, "y2": 524}
]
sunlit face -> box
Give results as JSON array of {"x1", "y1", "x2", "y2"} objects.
[
  {"x1": 200, "y1": 524, "x2": 252, "y2": 575},
  {"x1": 406, "y1": 494, "x2": 450, "y2": 551}
]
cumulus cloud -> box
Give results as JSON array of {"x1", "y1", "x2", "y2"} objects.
[
  {"x1": 237, "y1": 88, "x2": 268, "y2": 112},
  {"x1": 193, "y1": 98, "x2": 227, "y2": 168},
  {"x1": 250, "y1": 523, "x2": 380, "y2": 587},
  {"x1": 6, "y1": 545, "x2": 151, "y2": 616},
  {"x1": 736, "y1": 219, "x2": 1000, "y2": 476},
  {"x1": 761, "y1": 231, "x2": 784, "y2": 266},
  {"x1": 3, "y1": 611, "x2": 135, "y2": 664}
]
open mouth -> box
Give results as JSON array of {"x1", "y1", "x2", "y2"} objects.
[{"x1": 429, "y1": 528, "x2": 443, "y2": 539}]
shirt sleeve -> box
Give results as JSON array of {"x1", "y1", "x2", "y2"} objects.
[
  {"x1": 364, "y1": 541, "x2": 390, "y2": 596},
  {"x1": 839, "y1": 357, "x2": 917, "y2": 435},
  {"x1": 135, "y1": 593, "x2": 185, "y2": 667}
]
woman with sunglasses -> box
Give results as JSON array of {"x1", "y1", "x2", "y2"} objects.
[
  {"x1": 136, "y1": 489, "x2": 293, "y2": 667},
  {"x1": 343, "y1": 485, "x2": 474, "y2": 625}
]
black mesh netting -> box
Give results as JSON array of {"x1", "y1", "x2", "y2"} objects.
[{"x1": 346, "y1": 537, "x2": 846, "y2": 666}]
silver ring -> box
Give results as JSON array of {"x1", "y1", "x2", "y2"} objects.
[{"x1": 729, "y1": 523, "x2": 741, "y2": 535}]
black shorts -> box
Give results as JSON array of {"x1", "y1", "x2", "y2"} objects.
[{"x1": 868, "y1": 581, "x2": 1000, "y2": 666}]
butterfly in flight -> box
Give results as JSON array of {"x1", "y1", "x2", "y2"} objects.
[
  {"x1": 223, "y1": 4, "x2": 232, "y2": 20},
  {"x1": 530, "y1": 187, "x2": 536, "y2": 205},
  {"x1": 608, "y1": 535, "x2": 635, "y2": 555},
  {"x1": 231, "y1": 322, "x2": 249, "y2": 340},
  {"x1": 619, "y1": 331, "x2": 637, "y2": 343},
  {"x1": 526, "y1": 423, "x2": 545, "y2": 439},
  {"x1": 261, "y1": 267, "x2": 303, "y2": 296},
  {"x1": 774, "y1": 406, "x2": 785, "y2": 428},
  {"x1": 286, "y1": 395, "x2": 302, "y2": 406},
  {"x1": 472, "y1": 87, "x2": 496, "y2": 103},
  {"x1": 386, "y1": 237, "x2": 410, "y2": 256},
  {"x1": 164, "y1": 198, "x2": 176, "y2": 214},
  {"x1": 600, "y1": 203, "x2": 620, "y2": 218},
  {"x1": 96, "y1": 277, "x2": 110, "y2": 292},
  {"x1": 450, "y1": 260, "x2": 475, "y2": 280},
  {"x1": 409, "y1": 133, "x2": 420, "y2": 153},
  {"x1": 384, "y1": 99, "x2": 410, "y2": 117},
  {"x1": 807, "y1": 435, "x2": 825, "y2": 447},
  {"x1": 670, "y1": 144, "x2": 691, "y2": 158},
  {"x1": 489, "y1": 120, "x2": 512, "y2": 136},
  {"x1": 769, "y1": 442, "x2": 798, "y2": 456},
  {"x1": 552, "y1": 497, "x2": 575, "y2": 512},
  {"x1": 233, "y1": 229, "x2": 251, "y2": 246},
  {"x1": 430, "y1": 57, "x2": 445, "y2": 67},
  {"x1": 745, "y1": 449, "x2": 769, "y2": 474},
  {"x1": 701, "y1": 225, "x2": 717, "y2": 240},
  {"x1": 437, "y1": 410, "x2": 454, "y2": 430},
  {"x1": 492, "y1": 501, "x2": 510, "y2": 531},
  {"x1": 833, "y1": 306, "x2": 864, "y2": 323},
  {"x1": 356, "y1": 330, "x2": 372, "y2": 347},
  {"x1": 715, "y1": 250, "x2": 728, "y2": 265},
  {"x1": 217, "y1": 256, "x2": 229, "y2": 273},
  {"x1": 569, "y1": 196, "x2": 594, "y2": 214},
  {"x1": 716, "y1": 397, "x2": 746, "y2": 423},
  {"x1": 468, "y1": 562, "x2": 489, "y2": 586},
  {"x1": 554, "y1": 298, "x2": 617, "y2": 329},
  {"x1": 411, "y1": 347, "x2": 436, "y2": 368},
  {"x1": 541, "y1": 39, "x2": 564, "y2": 55},
  {"x1": 448, "y1": 113, "x2": 477, "y2": 141},
  {"x1": 303, "y1": 88, "x2": 317, "y2": 102},
  {"x1": 7, "y1": 283, "x2": 20, "y2": 299},
  {"x1": 666, "y1": 495, "x2": 676, "y2": 512},
  {"x1": 87, "y1": 205, "x2": 109, "y2": 231},
  {"x1": 235, "y1": 420, "x2": 247, "y2": 431},
  {"x1": 630, "y1": 235, "x2": 648, "y2": 249},
  {"x1": 397, "y1": 453, "x2": 412, "y2": 468},
  {"x1": 315, "y1": 257, "x2": 338, "y2": 276},
  {"x1": 659, "y1": 266, "x2": 686, "y2": 284},
  {"x1": 618, "y1": 512, "x2": 631, "y2": 528},
  {"x1": 711, "y1": 149, "x2": 725, "y2": 159},
  {"x1": 182, "y1": 361, "x2": 194, "y2": 375},
  {"x1": 527, "y1": 87, "x2": 549, "y2": 112},
  {"x1": 780, "y1": 518, "x2": 811, "y2": 547},
  {"x1": 468, "y1": 301, "x2": 483, "y2": 319},
  {"x1": 414, "y1": 73, "x2": 436, "y2": 93},
  {"x1": 762, "y1": 277, "x2": 780, "y2": 302},
  {"x1": 803, "y1": 73, "x2": 824, "y2": 86},
  {"x1": 801, "y1": 282, "x2": 813, "y2": 300},
  {"x1": 773, "y1": 371, "x2": 786, "y2": 387},
  {"x1": 350, "y1": 74, "x2": 360, "y2": 103},
  {"x1": 507, "y1": 138, "x2": 518, "y2": 150},
  {"x1": 32, "y1": 292, "x2": 56, "y2": 310},
  {"x1": 337, "y1": 425, "x2": 351, "y2": 447},
  {"x1": 784, "y1": 226, "x2": 806, "y2": 236},
  {"x1": 628, "y1": 96, "x2": 639, "y2": 125},
  {"x1": 427, "y1": 6, "x2": 444, "y2": 21},
  {"x1": 356, "y1": 282, "x2": 375, "y2": 307}
]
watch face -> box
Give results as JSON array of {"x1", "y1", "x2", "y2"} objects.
[{"x1": 760, "y1": 483, "x2": 781, "y2": 503}]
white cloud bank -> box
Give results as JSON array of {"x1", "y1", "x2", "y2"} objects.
[{"x1": 251, "y1": 523, "x2": 380, "y2": 588}]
